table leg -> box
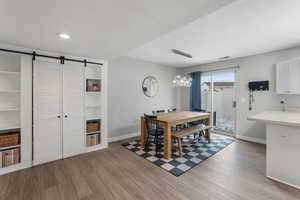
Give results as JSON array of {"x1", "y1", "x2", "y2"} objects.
[
  {"x1": 205, "y1": 117, "x2": 211, "y2": 143},
  {"x1": 140, "y1": 116, "x2": 146, "y2": 148},
  {"x1": 163, "y1": 123, "x2": 172, "y2": 160}
]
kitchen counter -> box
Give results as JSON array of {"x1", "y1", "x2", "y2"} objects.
[
  {"x1": 248, "y1": 111, "x2": 300, "y2": 127},
  {"x1": 249, "y1": 111, "x2": 300, "y2": 189}
]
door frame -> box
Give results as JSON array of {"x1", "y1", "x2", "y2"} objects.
[{"x1": 201, "y1": 68, "x2": 237, "y2": 137}]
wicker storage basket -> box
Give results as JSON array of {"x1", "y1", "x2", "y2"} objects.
[
  {"x1": 0, "y1": 132, "x2": 20, "y2": 148},
  {"x1": 86, "y1": 122, "x2": 100, "y2": 133}
]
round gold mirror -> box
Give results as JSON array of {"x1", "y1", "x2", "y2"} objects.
[{"x1": 142, "y1": 76, "x2": 159, "y2": 97}]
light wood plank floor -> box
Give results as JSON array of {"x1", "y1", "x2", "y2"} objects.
[{"x1": 1, "y1": 138, "x2": 300, "y2": 200}]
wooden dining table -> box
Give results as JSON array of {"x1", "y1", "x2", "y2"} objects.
[{"x1": 140, "y1": 111, "x2": 211, "y2": 160}]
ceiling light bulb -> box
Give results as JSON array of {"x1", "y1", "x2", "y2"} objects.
[{"x1": 58, "y1": 33, "x2": 71, "y2": 39}]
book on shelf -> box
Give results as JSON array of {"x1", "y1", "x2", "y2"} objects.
[
  {"x1": 0, "y1": 147, "x2": 20, "y2": 168},
  {"x1": 86, "y1": 133, "x2": 101, "y2": 147}
]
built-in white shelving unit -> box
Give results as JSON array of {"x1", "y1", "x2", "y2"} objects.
[
  {"x1": 0, "y1": 107, "x2": 20, "y2": 111},
  {"x1": 0, "y1": 71, "x2": 20, "y2": 75},
  {"x1": 0, "y1": 90, "x2": 20, "y2": 93},
  {"x1": 0, "y1": 51, "x2": 32, "y2": 176},
  {"x1": 0, "y1": 144, "x2": 21, "y2": 151},
  {"x1": 0, "y1": 46, "x2": 107, "y2": 175},
  {"x1": 0, "y1": 125, "x2": 20, "y2": 130},
  {"x1": 0, "y1": 53, "x2": 22, "y2": 171},
  {"x1": 85, "y1": 65, "x2": 102, "y2": 147}
]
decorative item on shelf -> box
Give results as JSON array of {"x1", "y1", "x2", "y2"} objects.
[
  {"x1": 172, "y1": 75, "x2": 192, "y2": 87},
  {"x1": 86, "y1": 79, "x2": 101, "y2": 92}
]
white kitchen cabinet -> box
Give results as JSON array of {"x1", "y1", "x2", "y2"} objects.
[
  {"x1": 276, "y1": 59, "x2": 300, "y2": 94},
  {"x1": 249, "y1": 111, "x2": 300, "y2": 189},
  {"x1": 289, "y1": 59, "x2": 300, "y2": 94},
  {"x1": 267, "y1": 124, "x2": 300, "y2": 189}
]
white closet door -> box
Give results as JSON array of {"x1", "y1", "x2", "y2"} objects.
[
  {"x1": 33, "y1": 59, "x2": 62, "y2": 165},
  {"x1": 62, "y1": 62, "x2": 85, "y2": 158}
]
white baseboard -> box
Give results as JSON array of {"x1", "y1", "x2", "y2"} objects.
[
  {"x1": 108, "y1": 132, "x2": 140, "y2": 143},
  {"x1": 0, "y1": 162, "x2": 31, "y2": 176},
  {"x1": 86, "y1": 143, "x2": 107, "y2": 152},
  {"x1": 236, "y1": 135, "x2": 266, "y2": 144},
  {"x1": 267, "y1": 175, "x2": 300, "y2": 190}
]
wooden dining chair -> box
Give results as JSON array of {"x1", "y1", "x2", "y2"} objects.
[
  {"x1": 166, "y1": 108, "x2": 181, "y2": 131},
  {"x1": 152, "y1": 110, "x2": 165, "y2": 114},
  {"x1": 144, "y1": 114, "x2": 164, "y2": 156}
]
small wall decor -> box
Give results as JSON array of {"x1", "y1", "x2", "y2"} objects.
[
  {"x1": 142, "y1": 76, "x2": 159, "y2": 97},
  {"x1": 248, "y1": 80, "x2": 269, "y2": 111}
]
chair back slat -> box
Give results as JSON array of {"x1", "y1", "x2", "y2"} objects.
[
  {"x1": 144, "y1": 114, "x2": 157, "y2": 134},
  {"x1": 152, "y1": 110, "x2": 165, "y2": 114},
  {"x1": 168, "y1": 108, "x2": 177, "y2": 112},
  {"x1": 156, "y1": 110, "x2": 165, "y2": 113}
]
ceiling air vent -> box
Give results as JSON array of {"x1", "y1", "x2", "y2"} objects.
[
  {"x1": 171, "y1": 49, "x2": 192, "y2": 58},
  {"x1": 219, "y1": 56, "x2": 231, "y2": 60}
]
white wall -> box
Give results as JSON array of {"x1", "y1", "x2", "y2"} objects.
[
  {"x1": 108, "y1": 57, "x2": 180, "y2": 140},
  {"x1": 183, "y1": 46, "x2": 300, "y2": 142}
]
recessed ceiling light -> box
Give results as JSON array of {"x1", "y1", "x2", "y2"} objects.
[{"x1": 58, "y1": 33, "x2": 70, "y2": 40}]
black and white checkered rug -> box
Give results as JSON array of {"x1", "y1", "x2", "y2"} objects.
[{"x1": 122, "y1": 134, "x2": 235, "y2": 176}]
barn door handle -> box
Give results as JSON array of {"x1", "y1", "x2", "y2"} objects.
[{"x1": 233, "y1": 101, "x2": 237, "y2": 108}]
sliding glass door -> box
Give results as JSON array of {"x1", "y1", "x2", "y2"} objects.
[{"x1": 200, "y1": 69, "x2": 236, "y2": 136}]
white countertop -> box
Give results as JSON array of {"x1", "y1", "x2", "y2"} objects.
[{"x1": 248, "y1": 111, "x2": 300, "y2": 127}]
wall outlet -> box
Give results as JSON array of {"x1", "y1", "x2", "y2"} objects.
[{"x1": 280, "y1": 99, "x2": 286, "y2": 112}]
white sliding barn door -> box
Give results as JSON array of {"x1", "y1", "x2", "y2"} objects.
[
  {"x1": 62, "y1": 62, "x2": 85, "y2": 158},
  {"x1": 33, "y1": 59, "x2": 62, "y2": 165}
]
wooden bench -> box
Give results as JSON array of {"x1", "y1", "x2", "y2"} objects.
[{"x1": 172, "y1": 125, "x2": 212, "y2": 157}]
